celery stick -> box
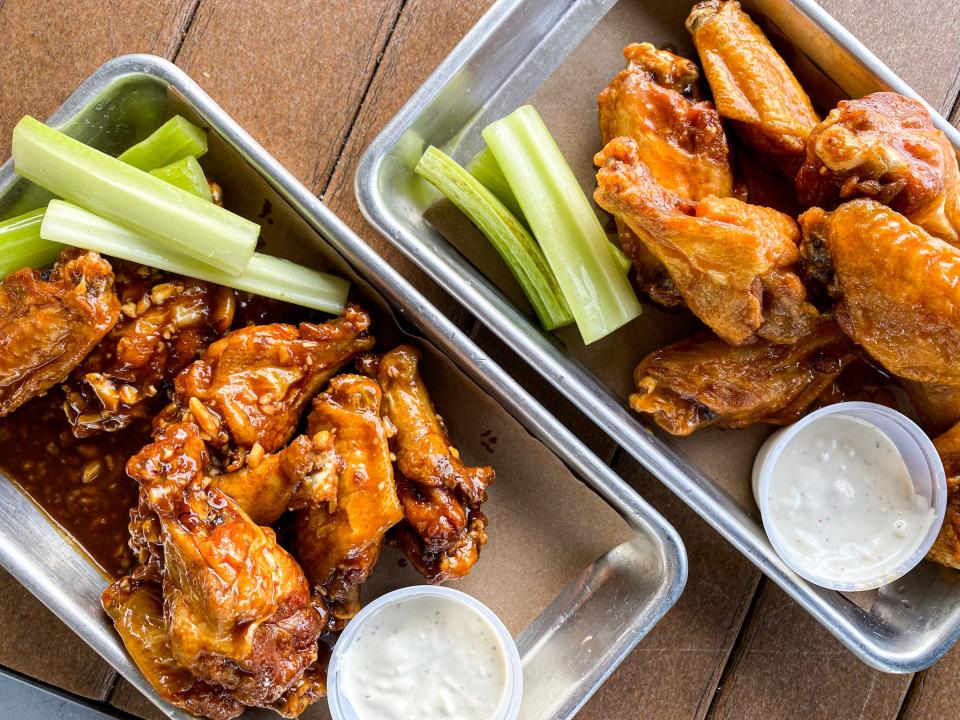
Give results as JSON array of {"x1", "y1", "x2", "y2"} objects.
[
  {"x1": 149, "y1": 156, "x2": 212, "y2": 201},
  {"x1": 117, "y1": 115, "x2": 208, "y2": 171},
  {"x1": 608, "y1": 239, "x2": 631, "y2": 273},
  {"x1": 13, "y1": 116, "x2": 257, "y2": 275},
  {"x1": 0, "y1": 209, "x2": 64, "y2": 278},
  {"x1": 41, "y1": 201, "x2": 348, "y2": 314},
  {"x1": 483, "y1": 106, "x2": 641, "y2": 344},
  {"x1": 416, "y1": 146, "x2": 572, "y2": 331}
]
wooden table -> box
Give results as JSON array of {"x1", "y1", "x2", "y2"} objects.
[{"x1": 2, "y1": 1, "x2": 959, "y2": 718}]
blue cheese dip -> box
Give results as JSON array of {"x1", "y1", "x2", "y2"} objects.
[
  {"x1": 335, "y1": 592, "x2": 512, "y2": 720},
  {"x1": 765, "y1": 414, "x2": 936, "y2": 585}
]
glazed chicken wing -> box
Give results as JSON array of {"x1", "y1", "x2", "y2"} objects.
[
  {"x1": 292, "y1": 374, "x2": 403, "y2": 629},
  {"x1": 595, "y1": 137, "x2": 816, "y2": 345},
  {"x1": 686, "y1": 0, "x2": 819, "y2": 175},
  {"x1": 0, "y1": 249, "x2": 118, "y2": 417},
  {"x1": 168, "y1": 306, "x2": 374, "y2": 461},
  {"x1": 799, "y1": 200, "x2": 960, "y2": 384},
  {"x1": 631, "y1": 316, "x2": 858, "y2": 435},
  {"x1": 901, "y1": 381, "x2": 960, "y2": 435},
  {"x1": 796, "y1": 93, "x2": 960, "y2": 243},
  {"x1": 64, "y1": 265, "x2": 235, "y2": 437},
  {"x1": 125, "y1": 422, "x2": 323, "y2": 708},
  {"x1": 377, "y1": 346, "x2": 493, "y2": 582},
  {"x1": 598, "y1": 42, "x2": 736, "y2": 306},
  {"x1": 928, "y1": 422, "x2": 960, "y2": 569}
]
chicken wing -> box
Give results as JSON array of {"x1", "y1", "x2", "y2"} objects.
[
  {"x1": 901, "y1": 381, "x2": 960, "y2": 435},
  {"x1": 63, "y1": 265, "x2": 235, "y2": 437},
  {"x1": 0, "y1": 249, "x2": 118, "y2": 417},
  {"x1": 595, "y1": 136, "x2": 816, "y2": 345},
  {"x1": 796, "y1": 93, "x2": 960, "y2": 244},
  {"x1": 631, "y1": 316, "x2": 858, "y2": 435},
  {"x1": 291, "y1": 374, "x2": 403, "y2": 629},
  {"x1": 101, "y1": 576, "x2": 244, "y2": 720},
  {"x1": 686, "y1": 0, "x2": 819, "y2": 175},
  {"x1": 799, "y1": 200, "x2": 960, "y2": 384},
  {"x1": 167, "y1": 306, "x2": 375, "y2": 462},
  {"x1": 598, "y1": 42, "x2": 736, "y2": 306},
  {"x1": 126, "y1": 421, "x2": 323, "y2": 708},
  {"x1": 928, "y1": 422, "x2": 960, "y2": 569},
  {"x1": 377, "y1": 346, "x2": 493, "y2": 582}
]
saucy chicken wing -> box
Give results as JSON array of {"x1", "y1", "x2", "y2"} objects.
[
  {"x1": 799, "y1": 200, "x2": 960, "y2": 384},
  {"x1": 595, "y1": 137, "x2": 816, "y2": 345},
  {"x1": 598, "y1": 42, "x2": 736, "y2": 306},
  {"x1": 167, "y1": 306, "x2": 374, "y2": 462},
  {"x1": 292, "y1": 374, "x2": 403, "y2": 629},
  {"x1": 377, "y1": 346, "x2": 493, "y2": 582},
  {"x1": 796, "y1": 93, "x2": 960, "y2": 244},
  {"x1": 64, "y1": 265, "x2": 235, "y2": 437},
  {"x1": 0, "y1": 249, "x2": 118, "y2": 417},
  {"x1": 631, "y1": 316, "x2": 858, "y2": 435},
  {"x1": 928, "y1": 422, "x2": 960, "y2": 569},
  {"x1": 124, "y1": 422, "x2": 323, "y2": 708},
  {"x1": 901, "y1": 381, "x2": 960, "y2": 435},
  {"x1": 686, "y1": 0, "x2": 819, "y2": 176}
]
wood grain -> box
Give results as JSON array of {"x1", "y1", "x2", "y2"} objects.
[
  {"x1": 898, "y1": 642, "x2": 960, "y2": 720},
  {"x1": 0, "y1": 0, "x2": 197, "y2": 159},
  {"x1": 174, "y1": 0, "x2": 404, "y2": 193}
]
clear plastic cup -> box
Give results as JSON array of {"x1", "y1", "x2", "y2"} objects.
[
  {"x1": 327, "y1": 585, "x2": 523, "y2": 720},
  {"x1": 751, "y1": 401, "x2": 947, "y2": 591}
]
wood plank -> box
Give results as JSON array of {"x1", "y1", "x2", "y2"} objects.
[
  {"x1": 577, "y1": 455, "x2": 761, "y2": 720},
  {"x1": 706, "y1": 581, "x2": 912, "y2": 720},
  {"x1": 899, "y1": 643, "x2": 960, "y2": 720},
  {"x1": 0, "y1": 0, "x2": 198, "y2": 159},
  {"x1": 320, "y1": 0, "x2": 496, "y2": 323},
  {"x1": 174, "y1": 0, "x2": 404, "y2": 193},
  {"x1": 0, "y1": 568, "x2": 115, "y2": 700}
]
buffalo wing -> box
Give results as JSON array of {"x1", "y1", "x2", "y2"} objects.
[{"x1": 928, "y1": 422, "x2": 960, "y2": 569}]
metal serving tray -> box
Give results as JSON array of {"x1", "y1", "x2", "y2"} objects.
[
  {"x1": 0, "y1": 55, "x2": 686, "y2": 719},
  {"x1": 356, "y1": 0, "x2": 960, "y2": 672}
]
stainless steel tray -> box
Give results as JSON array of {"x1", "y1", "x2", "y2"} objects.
[
  {"x1": 0, "y1": 55, "x2": 686, "y2": 719},
  {"x1": 355, "y1": 0, "x2": 960, "y2": 672}
]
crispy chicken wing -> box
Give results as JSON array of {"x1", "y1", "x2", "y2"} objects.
[
  {"x1": 598, "y1": 42, "x2": 736, "y2": 306},
  {"x1": 126, "y1": 422, "x2": 323, "y2": 708},
  {"x1": 686, "y1": 0, "x2": 819, "y2": 175},
  {"x1": 377, "y1": 346, "x2": 493, "y2": 582},
  {"x1": 901, "y1": 381, "x2": 960, "y2": 435},
  {"x1": 292, "y1": 374, "x2": 403, "y2": 629},
  {"x1": 167, "y1": 306, "x2": 374, "y2": 461},
  {"x1": 102, "y1": 577, "x2": 244, "y2": 720},
  {"x1": 799, "y1": 200, "x2": 960, "y2": 384},
  {"x1": 928, "y1": 422, "x2": 960, "y2": 569},
  {"x1": 631, "y1": 316, "x2": 858, "y2": 435},
  {"x1": 0, "y1": 249, "x2": 118, "y2": 417},
  {"x1": 595, "y1": 137, "x2": 816, "y2": 345},
  {"x1": 796, "y1": 93, "x2": 960, "y2": 243},
  {"x1": 63, "y1": 265, "x2": 234, "y2": 437}
]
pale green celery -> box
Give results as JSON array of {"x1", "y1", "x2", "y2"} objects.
[
  {"x1": 608, "y1": 239, "x2": 631, "y2": 273},
  {"x1": 41, "y1": 201, "x2": 349, "y2": 314},
  {"x1": 13, "y1": 116, "x2": 257, "y2": 275},
  {"x1": 415, "y1": 146, "x2": 572, "y2": 331},
  {"x1": 483, "y1": 106, "x2": 641, "y2": 344},
  {"x1": 149, "y1": 156, "x2": 212, "y2": 201},
  {"x1": 0, "y1": 209, "x2": 63, "y2": 278},
  {"x1": 117, "y1": 115, "x2": 208, "y2": 170}
]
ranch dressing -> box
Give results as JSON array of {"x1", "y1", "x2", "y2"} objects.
[
  {"x1": 338, "y1": 594, "x2": 509, "y2": 720},
  {"x1": 765, "y1": 414, "x2": 936, "y2": 585}
]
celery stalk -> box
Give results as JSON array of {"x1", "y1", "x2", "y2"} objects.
[
  {"x1": 41, "y1": 201, "x2": 349, "y2": 314},
  {"x1": 117, "y1": 115, "x2": 208, "y2": 170},
  {"x1": 482, "y1": 106, "x2": 641, "y2": 344},
  {"x1": 13, "y1": 116, "x2": 257, "y2": 275},
  {"x1": 415, "y1": 146, "x2": 572, "y2": 330},
  {"x1": 149, "y1": 156, "x2": 212, "y2": 201},
  {"x1": 608, "y1": 239, "x2": 631, "y2": 274},
  {"x1": 0, "y1": 209, "x2": 64, "y2": 278}
]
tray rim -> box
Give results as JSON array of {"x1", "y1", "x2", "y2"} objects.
[
  {"x1": 354, "y1": 0, "x2": 960, "y2": 673},
  {"x1": 0, "y1": 53, "x2": 687, "y2": 718}
]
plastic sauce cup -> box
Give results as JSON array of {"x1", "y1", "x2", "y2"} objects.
[
  {"x1": 327, "y1": 586, "x2": 523, "y2": 720},
  {"x1": 751, "y1": 402, "x2": 947, "y2": 591}
]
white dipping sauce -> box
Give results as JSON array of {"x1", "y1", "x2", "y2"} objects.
[
  {"x1": 339, "y1": 595, "x2": 509, "y2": 720},
  {"x1": 766, "y1": 414, "x2": 935, "y2": 584}
]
